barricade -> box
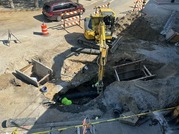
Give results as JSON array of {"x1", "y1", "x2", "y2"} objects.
[
  {"x1": 93, "y1": 2, "x2": 110, "y2": 14},
  {"x1": 60, "y1": 11, "x2": 82, "y2": 29},
  {"x1": 60, "y1": 9, "x2": 83, "y2": 17},
  {"x1": 133, "y1": 0, "x2": 146, "y2": 12}
]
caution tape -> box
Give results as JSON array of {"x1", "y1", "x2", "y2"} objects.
[{"x1": 32, "y1": 106, "x2": 177, "y2": 134}]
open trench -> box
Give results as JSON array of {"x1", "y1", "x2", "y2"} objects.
[{"x1": 52, "y1": 54, "x2": 165, "y2": 114}]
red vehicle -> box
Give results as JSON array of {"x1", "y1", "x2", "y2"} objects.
[{"x1": 42, "y1": 0, "x2": 85, "y2": 21}]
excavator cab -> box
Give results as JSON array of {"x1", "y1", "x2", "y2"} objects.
[{"x1": 83, "y1": 8, "x2": 116, "y2": 43}]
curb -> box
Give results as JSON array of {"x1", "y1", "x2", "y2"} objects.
[{"x1": 0, "y1": 8, "x2": 41, "y2": 13}]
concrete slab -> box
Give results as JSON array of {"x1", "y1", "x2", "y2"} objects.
[{"x1": 119, "y1": 111, "x2": 139, "y2": 126}]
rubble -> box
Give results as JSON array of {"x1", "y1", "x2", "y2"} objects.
[
  {"x1": 119, "y1": 111, "x2": 139, "y2": 126},
  {"x1": 166, "y1": 29, "x2": 179, "y2": 43}
]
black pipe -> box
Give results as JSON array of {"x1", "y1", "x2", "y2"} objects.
[
  {"x1": 71, "y1": 47, "x2": 100, "y2": 55},
  {"x1": 113, "y1": 104, "x2": 123, "y2": 117},
  {"x1": 58, "y1": 91, "x2": 98, "y2": 101},
  {"x1": 5, "y1": 118, "x2": 36, "y2": 128}
]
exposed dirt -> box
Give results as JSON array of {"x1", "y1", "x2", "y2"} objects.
[
  {"x1": 0, "y1": 1, "x2": 179, "y2": 134},
  {"x1": 115, "y1": 12, "x2": 160, "y2": 41}
]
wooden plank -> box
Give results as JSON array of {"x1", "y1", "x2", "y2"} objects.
[
  {"x1": 142, "y1": 68, "x2": 147, "y2": 76},
  {"x1": 132, "y1": 74, "x2": 155, "y2": 81},
  {"x1": 20, "y1": 63, "x2": 33, "y2": 72},
  {"x1": 143, "y1": 65, "x2": 152, "y2": 76},
  {"x1": 113, "y1": 59, "x2": 144, "y2": 68},
  {"x1": 42, "y1": 82, "x2": 58, "y2": 101},
  {"x1": 114, "y1": 69, "x2": 120, "y2": 81},
  {"x1": 38, "y1": 74, "x2": 50, "y2": 84}
]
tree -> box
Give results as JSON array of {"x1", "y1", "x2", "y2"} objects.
[
  {"x1": 34, "y1": 0, "x2": 39, "y2": 8},
  {"x1": 8, "y1": 0, "x2": 14, "y2": 8}
]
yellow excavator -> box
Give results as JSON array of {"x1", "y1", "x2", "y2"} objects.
[
  {"x1": 77, "y1": 4, "x2": 117, "y2": 51},
  {"x1": 77, "y1": 5, "x2": 118, "y2": 93}
]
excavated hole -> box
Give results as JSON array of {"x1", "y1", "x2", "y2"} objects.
[
  {"x1": 53, "y1": 57, "x2": 163, "y2": 113},
  {"x1": 113, "y1": 58, "x2": 159, "y2": 81},
  {"x1": 55, "y1": 75, "x2": 116, "y2": 106},
  {"x1": 58, "y1": 80, "x2": 97, "y2": 105},
  {"x1": 114, "y1": 58, "x2": 133, "y2": 66}
]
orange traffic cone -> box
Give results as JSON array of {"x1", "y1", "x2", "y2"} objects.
[{"x1": 41, "y1": 22, "x2": 48, "y2": 35}]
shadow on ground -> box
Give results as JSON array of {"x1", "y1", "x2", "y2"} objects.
[
  {"x1": 33, "y1": 14, "x2": 52, "y2": 23},
  {"x1": 64, "y1": 32, "x2": 84, "y2": 47}
]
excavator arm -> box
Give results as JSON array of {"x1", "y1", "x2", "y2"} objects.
[{"x1": 95, "y1": 21, "x2": 109, "y2": 94}]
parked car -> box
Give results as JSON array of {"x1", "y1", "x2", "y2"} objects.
[{"x1": 42, "y1": 0, "x2": 85, "y2": 21}]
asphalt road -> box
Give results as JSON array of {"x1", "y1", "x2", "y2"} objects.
[{"x1": 83, "y1": 0, "x2": 133, "y2": 16}]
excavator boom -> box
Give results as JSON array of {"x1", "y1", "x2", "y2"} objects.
[{"x1": 95, "y1": 21, "x2": 109, "y2": 93}]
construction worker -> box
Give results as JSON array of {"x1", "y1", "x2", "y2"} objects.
[{"x1": 82, "y1": 117, "x2": 92, "y2": 134}]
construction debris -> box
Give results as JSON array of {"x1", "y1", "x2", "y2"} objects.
[
  {"x1": 119, "y1": 111, "x2": 139, "y2": 126},
  {"x1": 166, "y1": 29, "x2": 179, "y2": 43},
  {"x1": 71, "y1": 47, "x2": 100, "y2": 55},
  {"x1": 172, "y1": 105, "x2": 179, "y2": 123},
  {"x1": 5, "y1": 118, "x2": 37, "y2": 128},
  {"x1": 6, "y1": 30, "x2": 21, "y2": 46},
  {"x1": 160, "y1": 10, "x2": 177, "y2": 36},
  {"x1": 152, "y1": 112, "x2": 172, "y2": 134}
]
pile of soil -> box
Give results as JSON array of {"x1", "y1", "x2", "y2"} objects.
[
  {"x1": 115, "y1": 12, "x2": 159, "y2": 41},
  {"x1": 103, "y1": 74, "x2": 179, "y2": 114},
  {"x1": 126, "y1": 17, "x2": 159, "y2": 41}
]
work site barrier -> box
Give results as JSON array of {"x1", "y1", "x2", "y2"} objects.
[
  {"x1": 93, "y1": 2, "x2": 110, "y2": 14},
  {"x1": 41, "y1": 23, "x2": 48, "y2": 35},
  {"x1": 59, "y1": 11, "x2": 83, "y2": 29},
  {"x1": 133, "y1": 0, "x2": 146, "y2": 11},
  {"x1": 61, "y1": 16, "x2": 81, "y2": 29}
]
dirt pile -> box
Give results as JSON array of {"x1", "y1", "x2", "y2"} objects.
[
  {"x1": 103, "y1": 74, "x2": 179, "y2": 114},
  {"x1": 103, "y1": 81, "x2": 159, "y2": 113},
  {"x1": 115, "y1": 12, "x2": 159, "y2": 41}
]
